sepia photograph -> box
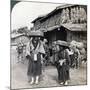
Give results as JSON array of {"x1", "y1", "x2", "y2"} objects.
[{"x1": 11, "y1": 0, "x2": 87, "y2": 89}]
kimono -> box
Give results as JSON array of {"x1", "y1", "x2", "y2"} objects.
[
  {"x1": 55, "y1": 49, "x2": 70, "y2": 83},
  {"x1": 26, "y1": 39, "x2": 45, "y2": 76}
]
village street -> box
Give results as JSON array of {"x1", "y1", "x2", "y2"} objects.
[{"x1": 11, "y1": 47, "x2": 87, "y2": 89}]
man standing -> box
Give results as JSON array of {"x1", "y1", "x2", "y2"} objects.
[
  {"x1": 25, "y1": 31, "x2": 45, "y2": 85},
  {"x1": 55, "y1": 40, "x2": 70, "y2": 85}
]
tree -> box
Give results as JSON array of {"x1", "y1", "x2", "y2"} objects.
[{"x1": 17, "y1": 27, "x2": 28, "y2": 34}]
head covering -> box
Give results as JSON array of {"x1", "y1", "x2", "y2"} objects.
[
  {"x1": 56, "y1": 40, "x2": 69, "y2": 47},
  {"x1": 27, "y1": 30, "x2": 44, "y2": 37}
]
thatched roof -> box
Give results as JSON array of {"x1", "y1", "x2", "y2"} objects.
[
  {"x1": 39, "y1": 23, "x2": 87, "y2": 32},
  {"x1": 31, "y1": 15, "x2": 45, "y2": 23},
  {"x1": 38, "y1": 4, "x2": 76, "y2": 22},
  {"x1": 61, "y1": 23, "x2": 87, "y2": 31},
  {"x1": 31, "y1": 4, "x2": 76, "y2": 23}
]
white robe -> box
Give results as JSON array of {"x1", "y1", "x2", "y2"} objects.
[{"x1": 25, "y1": 40, "x2": 45, "y2": 57}]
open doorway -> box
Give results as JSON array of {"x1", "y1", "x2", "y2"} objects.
[
  {"x1": 56, "y1": 26, "x2": 67, "y2": 41},
  {"x1": 44, "y1": 26, "x2": 67, "y2": 46}
]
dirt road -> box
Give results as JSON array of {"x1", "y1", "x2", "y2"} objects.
[{"x1": 11, "y1": 48, "x2": 87, "y2": 89}]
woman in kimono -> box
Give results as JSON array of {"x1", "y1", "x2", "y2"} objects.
[
  {"x1": 55, "y1": 40, "x2": 70, "y2": 85},
  {"x1": 26, "y1": 31, "x2": 45, "y2": 85}
]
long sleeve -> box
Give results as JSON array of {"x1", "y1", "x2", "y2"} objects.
[
  {"x1": 39, "y1": 41, "x2": 45, "y2": 54},
  {"x1": 25, "y1": 42, "x2": 30, "y2": 56},
  {"x1": 65, "y1": 50, "x2": 70, "y2": 65}
]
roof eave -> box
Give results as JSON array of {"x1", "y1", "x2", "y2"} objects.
[{"x1": 40, "y1": 4, "x2": 76, "y2": 22}]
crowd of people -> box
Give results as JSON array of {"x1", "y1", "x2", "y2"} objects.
[{"x1": 16, "y1": 30, "x2": 86, "y2": 85}]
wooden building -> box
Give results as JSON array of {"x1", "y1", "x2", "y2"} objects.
[{"x1": 31, "y1": 4, "x2": 87, "y2": 48}]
